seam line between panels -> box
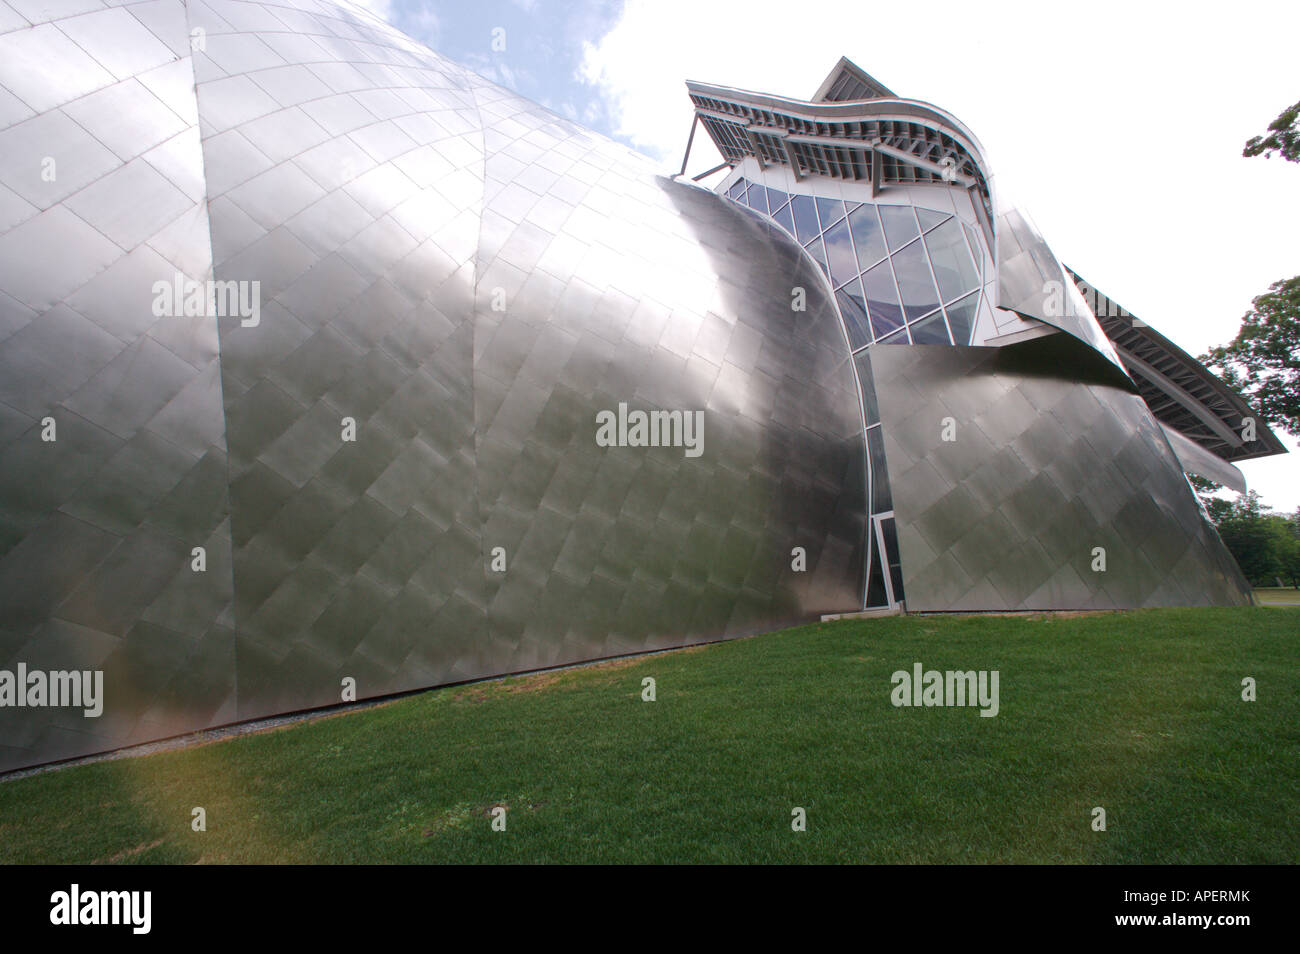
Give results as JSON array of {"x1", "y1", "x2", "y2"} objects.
[{"x1": 180, "y1": 0, "x2": 242, "y2": 714}]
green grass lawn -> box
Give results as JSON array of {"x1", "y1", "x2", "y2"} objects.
[
  {"x1": 1254, "y1": 587, "x2": 1300, "y2": 606},
  {"x1": 1, "y1": 607, "x2": 1296, "y2": 864}
]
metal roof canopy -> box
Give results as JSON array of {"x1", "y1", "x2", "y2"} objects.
[
  {"x1": 1067, "y1": 267, "x2": 1287, "y2": 464},
  {"x1": 681, "y1": 70, "x2": 992, "y2": 209}
]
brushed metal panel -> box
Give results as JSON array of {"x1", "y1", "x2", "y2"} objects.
[
  {"x1": 995, "y1": 203, "x2": 1126, "y2": 370},
  {"x1": 869, "y1": 335, "x2": 1253, "y2": 610},
  {"x1": 0, "y1": 0, "x2": 235, "y2": 772},
  {"x1": 181, "y1": 0, "x2": 491, "y2": 724},
  {"x1": 1161, "y1": 423, "x2": 1247, "y2": 493},
  {"x1": 468, "y1": 75, "x2": 866, "y2": 667}
]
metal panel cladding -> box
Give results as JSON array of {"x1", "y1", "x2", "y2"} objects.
[
  {"x1": 188, "y1": 0, "x2": 493, "y2": 723},
  {"x1": 867, "y1": 337, "x2": 1253, "y2": 610},
  {"x1": 0, "y1": 0, "x2": 867, "y2": 770},
  {"x1": 468, "y1": 79, "x2": 867, "y2": 670},
  {"x1": 0, "y1": 0, "x2": 233, "y2": 770}
]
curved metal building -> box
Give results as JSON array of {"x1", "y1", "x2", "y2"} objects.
[{"x1": 0, "y1": 3, "x2": 1280, "y2": 770}]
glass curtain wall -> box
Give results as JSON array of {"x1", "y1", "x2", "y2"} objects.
[{"x1": 726, "y1": 177, "x2": 983, "y2": 350}]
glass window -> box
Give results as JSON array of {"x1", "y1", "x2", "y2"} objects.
[
  {"x1": 733, "y1": 182, "x2": 981, "y2": 353},
  {"x1": 854, "y1": 351, "x2": 879, "y2": 426},
  {"x1": 847, "y1": 203, "x2": 886, "y2": 270},
  {"x1": 908, "y1": 310, "x2": 951, "y2": 344},
  {"x1": 791, "y1": 194, "x2": 820, "y2": 244},
  {"x1": 772, "y1": 201, "x2": 795, "y2": 236},
  {"x1": 822, "y1": 216, "x2": 858, "y2": 287},
  {"x1": 865, "y1": 543, "x2": 889, "y2": 607},
  {"x1": 835, "y1": 279, "x2": 872, "y2": 351},
  {"x1": 878, "y1": 204, "x2": 919, "y2": 251},
  {"x1": 916, "y1": 207, "x2": 950, "y2": 232},
  {"x1": 862, "y1": 260, "x2": 903, "y2": 338},
  {"x1": 963, "y1": 221, "x2": 984, "y2": 267},
  {"x1": 944, "y1": 292, "x2": 979, "y2": 345},
  {"x1": 924, "y1": 218, "x2": 979, "y2": 303},
  {"x1": 815, "y1": 196, "x2": 845, "y2": 230},
  {"x1": 881, "y1": 516, "x2": 905, "y2": 601},
  {"x1": 868, "y1": 429, "x2": 892, "y2": 512},
  {"x1": 891, "y1": 240, "x2": 940, "y2": 319}
]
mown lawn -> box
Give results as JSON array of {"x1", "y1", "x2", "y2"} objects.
[{"x1": 1, "y1": 607, "x2": 1296, "y2": 864}]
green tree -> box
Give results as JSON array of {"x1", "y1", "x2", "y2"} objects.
[
  {"x1": 1203, "y1": 97, "x2": 1300, "y2": 438},
  {"x1": 1200, "y1": 276, "x2": 1300, "y2": 437},
  {"x1": 1269, "y1": 512, "x2": 1300, "y2": 588},
  {"x1": 1211, "y1": 491, "x2": 1283, "y2": 586},
  {"x1": 1243, "y1": 99, "x2": 1300, "y2": 162}
]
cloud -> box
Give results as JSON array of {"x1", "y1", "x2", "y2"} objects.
[
  {"x1": 460, "y1": 50, "x2": 530, "y2": 94},
  {"x1": 405, "y1": 3, "x2": 440, "y2": 41},
  {"x1": 577, "y1": 0, "x2": 832, "y2": 163}
]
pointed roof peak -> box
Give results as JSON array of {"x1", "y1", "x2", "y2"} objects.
[{"x1": 811, "y1": 57, "x2": 895, "y2": 102}]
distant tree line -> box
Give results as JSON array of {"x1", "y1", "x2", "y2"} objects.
[{"x1": 1190, "y1": 478, "x2": 1300, "y2": 587}]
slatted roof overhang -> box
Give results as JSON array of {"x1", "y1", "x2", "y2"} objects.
[
  {"x1": 811, "y1": 56, "x2": 896, "y2": 102},
  {"x1": 685, "y1": 80, "x2": 992, "y2": 209},
  {"x1": 1067, "y1": 267, "x2": 1287, "y2": 463}
]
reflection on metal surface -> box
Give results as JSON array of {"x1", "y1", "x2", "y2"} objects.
[
  {"x1": 868, "y1": 337, "x2": 1252, "y2": 611},
  {"x1": 0, "y1": 0, "x2": 233, "y2": 771},
  {"x1": 0, "y1": 0, "x2": 866, "y2": 770},
  {"x1": 1160, "y1": 424, "x2": 1247, "y2": 494},
  {"x1": 196, "y1": 0, "x2": 492, "y2": 725},
  {"x1": 995, "y1": 205, "x2": 1125, "y2": 369},
  {"x1": 0, "y1": 7, "x2": 1266, "y2": 773}
]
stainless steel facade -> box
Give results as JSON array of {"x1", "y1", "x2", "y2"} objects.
[
  {"x1": 0, "y1": 5, "x2": 1261, "y2": 771},
  {"x1": 1, "y1": 0, "x2": 234, "y2": 770},
  {"x1": 868, "y1": 337, "x2": 1252, "y2": 611},
  {"x1": 0, "y1": 0, "x2": 865, "y2": 770}
]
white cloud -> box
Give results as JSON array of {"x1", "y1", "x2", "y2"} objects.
[
  {"x1": 407, "y1": 3, "x2": 440, "y2": 40},
  {"x1": 460, "y1": 50, "x2": 532, "y2": 94},
  {"x1": 580, "y1": 0, "x2": 1300, "y2": 508}
]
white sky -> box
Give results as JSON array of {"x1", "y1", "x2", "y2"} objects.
[{"x1": 577, "y1": 0, "x2": 1300, "y2": 511}]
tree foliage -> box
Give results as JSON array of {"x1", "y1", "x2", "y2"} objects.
[
  {"x1": 1198, "y1": 96, "x2": 1300, "y2": 587},
  {"x1": 1200, "y1": 276, "x2": 1300, "y2": 438},
  {"x1": 1201, "y1": 489, "x2": 1300, "y2": 587},
  {"x1": 1268, "y1": 514, "x2": 1300, "y2": 587},
  {"x1": 1243, "y1": 99, "x2": 1300, "y2": 163}
]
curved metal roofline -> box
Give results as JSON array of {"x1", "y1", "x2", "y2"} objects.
[{"x1": 684, "y1": 78, "x2": 992, "y2": 177}]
